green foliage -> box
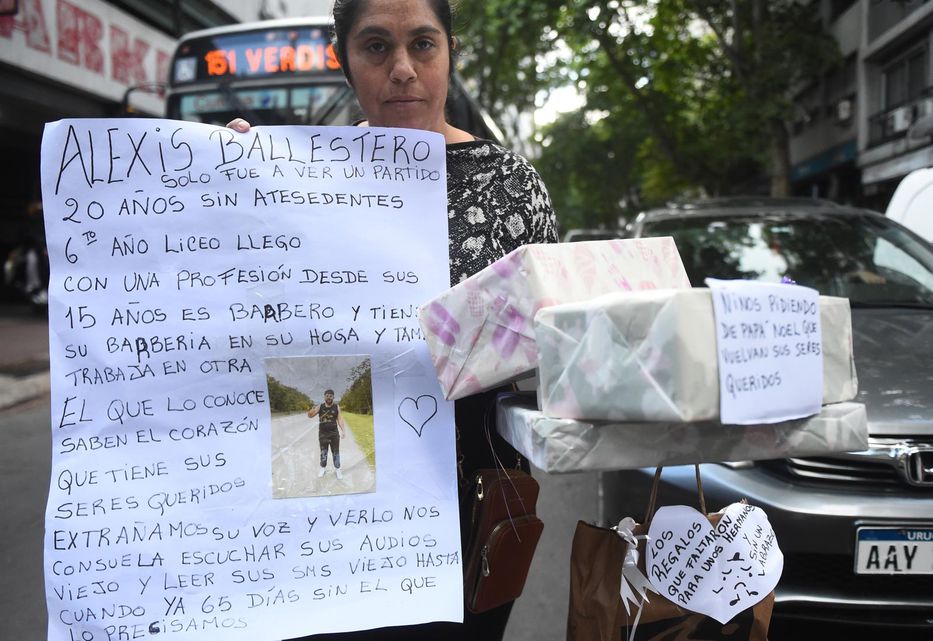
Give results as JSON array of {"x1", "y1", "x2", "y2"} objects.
[
  {"x1": 266, "y1": 376, "x2": 313, "y2": 413},
  {"x1": 536, "y1": 109, "x2": 643, "y2": 228},
  {"x1": 455, "y1": 0, "x2": 840, "y2": 217},
  {"x1": 338, "y1": 358, "x2": 372, "y2": 415},
  {"x1": 342, "y1": 411, "x2": 376, "y2": 467}
]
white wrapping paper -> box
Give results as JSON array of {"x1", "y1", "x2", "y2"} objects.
[
  {"x1": 418, "y1": 238, "x2": 691, "y2": 400},
  {"x1": 496, "y1": 394, "x2": 869, "y2": 473},
  {"x1": 535, "y1": 289, "x2": 858, "y2": 422}
]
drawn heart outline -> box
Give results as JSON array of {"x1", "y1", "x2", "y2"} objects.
[
  {"x1": 645, "y1": 503, "x2": 783, "y2": 624},
  {"x1": 398, "y1": 395, "x2": 438, "y2": 437}
]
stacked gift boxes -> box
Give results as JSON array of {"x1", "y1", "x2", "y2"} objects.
[{"x1": 419, "y1": 239, "x2": 867, "y2": 473}]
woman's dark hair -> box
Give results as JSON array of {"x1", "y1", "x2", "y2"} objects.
[{"x1": 331, "y1": 0, "x2": 456, "y2": 83}]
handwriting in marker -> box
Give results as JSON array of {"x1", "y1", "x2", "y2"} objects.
[{"x1": 398, "y1": 395, "x2": 438, "y2": 437}]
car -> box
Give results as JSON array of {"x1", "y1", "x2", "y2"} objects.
[
  {"x1": 561, "y1": 228, "x2": 624, "y2": 243},
  {"x1": 599, "y1": 197, "x2": 933, "y2": 632}
]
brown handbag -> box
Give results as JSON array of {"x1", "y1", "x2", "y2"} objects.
[
  {"x1": 567, "y1": 466, "x2": 774, "y2": 641},
  {"x1": 462, "y1": 467, "x2": 544, "y2": 613}
]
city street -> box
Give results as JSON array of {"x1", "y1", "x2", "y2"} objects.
[
  {"x1": 3, "y1": 0, "x2": 933, "y2": 639},
  {"x1": 1, "y1": 398, "x2": 51, "y2": 641}
]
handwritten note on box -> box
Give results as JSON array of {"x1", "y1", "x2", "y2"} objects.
[
  {"x1": 706, "y1": 279, "x2": 823, "y2": 424},
  {"x1": 419, "y1": 238, "x2": 692, "y2": 400},
  {"x1": 41, "y1": 119, "x2": 463, "y2": 641}
]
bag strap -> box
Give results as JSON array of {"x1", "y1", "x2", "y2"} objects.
[{"x1": 643, "y1": 464, "x2": 707, "y2": 527}]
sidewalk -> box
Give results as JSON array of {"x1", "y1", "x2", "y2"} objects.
[{"x1": 0, "y1": 304, "x2": 50, "y2": 410}]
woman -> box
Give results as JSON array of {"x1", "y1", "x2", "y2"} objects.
[{"x1": 232, "y1": 0, "x2": 559, "y2": 638}]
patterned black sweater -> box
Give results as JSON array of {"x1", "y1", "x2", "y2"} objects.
[{"x1": 446, "y1": 140, "x2": 559, "y2": 284}]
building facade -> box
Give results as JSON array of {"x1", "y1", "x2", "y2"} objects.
[
  {"x1": 790, "y1": 0, "x2": 933, "y2": 211},
  {"x1": 0, "y1": 0, "x2": 246, "y2": 301}
]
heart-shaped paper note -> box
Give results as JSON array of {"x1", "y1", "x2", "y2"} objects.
[
  {"x1": 398, "y1": 395, "x2": 438, "y2": 437},
  {"x1": 646, "y1": 503, "x2": 783, "y2": 624}
]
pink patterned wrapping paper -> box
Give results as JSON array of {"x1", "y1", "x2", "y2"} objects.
[{"x1": 418, "y1": 238, "x2": 691, "y2": 400}]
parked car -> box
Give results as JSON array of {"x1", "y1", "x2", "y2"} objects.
[
  {"x1": 600, "y1": 197, "x2": 933, "y2": 631},
  {"x1": 562, "y1": 228, "x2": 624, "y2": 243}
]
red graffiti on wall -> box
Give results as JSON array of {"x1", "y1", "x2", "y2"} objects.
[
  {"x1": 0, "y1": 0, "x2": 51, "y2": 51},
  {"x1": 110, "y1": 24, "x2": 149, "y2": 84},
  {"x1": 2, "y1": 0, "x2": 165, "y2": 89},
  {"x1": 57, "y1": 0, "x2": 103, "y2": 73}
]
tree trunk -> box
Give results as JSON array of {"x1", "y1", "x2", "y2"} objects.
[{"x1": 769, "y1": 118, "x2": 791, "y2": 197}]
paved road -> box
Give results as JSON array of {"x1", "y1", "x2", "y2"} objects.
[
  {"x1": 505, "y1": 468, "x2": 600, "y2": 641},
  {"x1": 271, "y1": 411, "x2": 376, "y2": 498},
  {"x1": 0, "y1": 399, "x2": 51, "y2": 641}
]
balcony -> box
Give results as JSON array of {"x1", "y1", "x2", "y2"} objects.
[{"x1": 868, "y1": 88, "x2": 933, "y2": 147}]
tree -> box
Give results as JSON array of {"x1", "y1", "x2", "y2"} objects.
[
  {"x1": 266, "y1": 376, "x2": 314, "y2": 413},
  {"x1": 455, "y1": 1, "x2": 839, "y2": 214},
  {"x1": 338, "y1": 359, "x2": 372, "y2": 415}
]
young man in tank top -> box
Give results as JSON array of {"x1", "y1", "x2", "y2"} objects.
[{"x1": 307, "y1": 389, "x2": 347, "y2": 480}]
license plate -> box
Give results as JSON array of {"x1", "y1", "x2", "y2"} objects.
[{"x1": 854, "y1": 527, "x2": 933, "y2": 574}]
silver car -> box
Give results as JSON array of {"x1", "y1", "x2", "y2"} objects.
[{"x1": 600, "y1": 198, "x2": 933, "y2": 632}]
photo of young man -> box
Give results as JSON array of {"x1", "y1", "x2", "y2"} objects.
[{"x1": 307, "y1": 389, "x2": 347, "y2": 480}]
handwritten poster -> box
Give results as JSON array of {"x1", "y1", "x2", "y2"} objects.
[
  {"x1": 706, "y1": 279, "x2": 823, "y2": 425},
  {"x1": 646, "y1": 503, "x2": 783, "y2": 624},
  {"x1": 40, "y1": 119, "x2": 461, "y2": 641}
]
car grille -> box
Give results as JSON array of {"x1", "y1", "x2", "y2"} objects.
[
  {"x1": 768, "y1": 456, "x2": 901, "y2": 486},
  {"x1": 781, "y1": 553, "x2": 933, "y2": 599},
  {"x1": 758, "y1": 438, "x2": 933, "y2": 492}
]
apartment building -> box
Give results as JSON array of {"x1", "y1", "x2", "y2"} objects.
[{"x1": 790, "y1": 0, "x2": 933, "y2": 210}]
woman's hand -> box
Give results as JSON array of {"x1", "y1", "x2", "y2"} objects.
[{"x1": 226, "y1": 118, "x2": 251, "y2": 132}]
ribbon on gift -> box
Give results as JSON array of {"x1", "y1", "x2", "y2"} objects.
[{"x1": 614, "y1": 516, "x2": 659, "y2": 641}]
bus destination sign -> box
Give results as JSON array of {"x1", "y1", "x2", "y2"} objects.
[{"x1": 173, "y1": 28, "x2": 341, "y2": 84}]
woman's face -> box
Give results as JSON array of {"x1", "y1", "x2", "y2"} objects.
[{"x1": 345, "y1": 0, "x2": 450, "y2": 133}]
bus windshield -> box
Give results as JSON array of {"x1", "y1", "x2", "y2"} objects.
[
  {"x1": 173, "y1": 84, "x2": 355, "y2": 126},
  {"x1": 168, "y1": 21, "x2": 359, "y2": 126}
]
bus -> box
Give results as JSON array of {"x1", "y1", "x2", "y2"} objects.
[{"x1": 166, "y1": 17, "x2": 502, "y2": 140}]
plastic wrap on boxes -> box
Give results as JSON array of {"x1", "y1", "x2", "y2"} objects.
[
  {"x1": 535, "y1": 289, "x2": 858, "y2": 422},
  {"x1": 419, "y1": 238, "x2": 691, "y2": 400},
  {"x1": 496, "y1": 394, "x2": 869, "y2": 473}
]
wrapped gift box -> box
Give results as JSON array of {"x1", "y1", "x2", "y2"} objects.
[
  {"x1": 419, "y1": 238, "x2": 691, "y2": 400},
  {"x1": 535, "y1": 289, "x2": 858, "y2": 422},
  {"x1": 497, "y1": 394, "x2": 869, "y2": 473}
]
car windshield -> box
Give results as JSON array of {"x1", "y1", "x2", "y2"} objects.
[{"x1": 641, "y1": 212, "x2": 933, "y2": 306}]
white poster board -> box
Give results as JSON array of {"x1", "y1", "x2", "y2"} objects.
[
  {"x1": 706, "y1": 279, "x2": 823, "y2": 425},
  {"x1": 41, "y1": 119, "x2": 461, "y2": 641}
]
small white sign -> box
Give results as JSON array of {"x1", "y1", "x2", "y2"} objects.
[
  {"x1": 706, "y1": 278, "x2": 823, "y2": 425},
  {"x1": 646, "y1": 503, "x2": 783, "y2": 624}
]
